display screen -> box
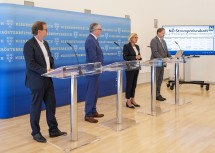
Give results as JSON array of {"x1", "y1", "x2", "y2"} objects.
[{"x1": 163, "y1": 25, "x2": 215, "y2": 55}]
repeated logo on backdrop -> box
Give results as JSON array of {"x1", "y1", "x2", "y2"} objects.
[
  {"x1": 0, "y1": 4, "x2": 131, "y2": 118},
  {"x1": 0, "y1": 4, "x2": 130, "y2": 65}
]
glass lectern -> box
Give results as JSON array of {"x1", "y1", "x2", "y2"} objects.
[
  {"x1": 101, "y1": 60, "x2": 141, "y2": 131},
  {"x1": 165, "y1": 57, "x2": 191, "y2": 105},
  {"x1": 137, "y1": 59, "x2": 169, "y2": 116},
  {"x1": 42, "y1": 62, "x2": 102, "y2": 151}
]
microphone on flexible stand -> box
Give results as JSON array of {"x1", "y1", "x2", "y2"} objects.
[
  {"x1": 175, "y1": 41, "x2": 185, "y2": 63},
  {"x1": 114, "y1": 41, "x2": 131, "y2": 70},
  {"x1": 66, "y1": 42, "x2": 83, "y2": 75},
  {"x1": 175, "y1": 41, "x2": 182, "y2": 51}
]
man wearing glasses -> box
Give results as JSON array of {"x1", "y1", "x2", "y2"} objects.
[
  {"x1": 23, "y1": 21, "x2": 67, "y2": 143},
  {"x1": 84, "y1": 23, "x2": 104, "y2": 123}
]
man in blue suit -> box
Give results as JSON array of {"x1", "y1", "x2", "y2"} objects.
[
  {"x1": 23, "y1": 21, "x2": 67, "y2": 143},
  {"x1": 85, "y1": 23, "x2": 104, "y2": 123}
]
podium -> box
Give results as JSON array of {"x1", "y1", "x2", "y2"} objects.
[
  {"x1": 100, "y1": 59, "x2": 165, "y2": 131},
  {"x1": 165, "y1": 57, "x2": 192, "y2": 105},
  {"x1": 137, "y1": 59, "x2": 170, "y2": 116},
  {"x1": 101, "y1": 60, "x2": 141, "y2": 131},
  {"x1": 42, "y1": 62, "x2": 102, "y2": 151}
]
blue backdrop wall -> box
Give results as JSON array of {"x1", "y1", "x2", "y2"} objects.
[{"x1": 0, "y1": 4, "x2": 130, "y2": 119}]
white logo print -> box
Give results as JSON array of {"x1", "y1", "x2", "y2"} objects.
[
  {"x1": 54, "y1": 52, "x2": 59, "y2": 60},
  {"x1": 7, "y1": 37, "x2": 13, "y2": 45},
  {"x1": 117, "y1": 40, "x2": 121, "y2": 45},
  {"x1": 54, "y1": 38, "x2": 60, "y2": 45},
  {"x1": 105, "y1": 33, "x2": 109, "y2": 39},
  {"x1": 105, "y1": 45, "x2": 108, "y2": 51},
  {"x1": 6, "y1": 20, "x2": 14, "y2": 28},
  {"x1": 118, "y1": 50, "x2": 122, "y2": 57},
  {"x1": 6, "y1": 54, "x2": 14, "y2": 62},
  {"x1": 118, "y1": 28, "x2": 121, "y2": 34},
  {"x1": 73, "y1": 32, "x2": 78, "y2": 38},
  {"x1": 73, "y1": 45, "x2": 78, "y2": 51},
  {"x1": 54, "y1": 23, "x2": 60, "y2": 31}
]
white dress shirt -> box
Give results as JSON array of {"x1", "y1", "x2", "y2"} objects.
[
  {"x1": 133, "y1": 46, "x2": 139, "y2": 55},
  {"x1": 34, "y1": 36, "x2": 50, "y2": 70},
  {"x1": 90, "y1": 33, "x2": 98, "y2": 40}
]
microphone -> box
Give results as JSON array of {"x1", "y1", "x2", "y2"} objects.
[
  {"x1": 66, "y1": 42, "x2": 83, "y2": 75},
  {"x1": 114, "y1": 41, "x2": 119, "y2": 46},
  {"x1": 174, "y1": 41, "x2": 185, "y2": 63},
  {"x1": 114, "y1": 41, "x2": 127, "y2": 60},
  {"x1": 175, "y1": 41, "x2": 181, "y2": 51},
  {"x1": 114, "y1": 41, "x2": 131, "y2": 70}
]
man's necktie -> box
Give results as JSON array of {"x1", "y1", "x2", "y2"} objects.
[{"x1": 160, "y1": 39, "x2": 166, "y2": 53}]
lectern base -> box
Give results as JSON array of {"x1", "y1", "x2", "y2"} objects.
[
  {"x1": 137, "y1": 106, "x2": 170, "y2": 116},
  {"x1": 48, "y1": 131, "x2": 99, "y2": 151},
  {"x1": 101, "y1": 118, "x2": 137, "y2": 131},
  {"x1": 164, "y1": 98, "x2": 192, "y2": 105}
]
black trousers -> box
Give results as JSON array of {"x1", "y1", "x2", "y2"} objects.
[
  {"x1": 156, "y1": 66, "x2": 164, "y2": 97},
  {"x1": 125, "y1": 70, "x2": 139, "y2": 99},
  {"x1": 30, "y1": 79, "x2": 58, "y2": 136}
]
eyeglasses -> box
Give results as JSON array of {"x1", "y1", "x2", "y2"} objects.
[
  {"x1": 41, "y1": 29, "x2": 48, "y2": 32},
  {"x1": 95, "y1": 28, "x2": 102, "y2": 31},
  {"x1": 134, "y1": 37, "x2": 138, "y2": 39}
]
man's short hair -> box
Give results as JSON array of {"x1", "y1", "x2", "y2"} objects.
[
  {"x1": 32, "y1": 21, "x2": 46, "y2": 35},
  {"x1": 157, "y1": 28, "x2": 165, "y2": 34},
  {"x1": 89, "y1": 23, "x2": 99, "y2": 32}
]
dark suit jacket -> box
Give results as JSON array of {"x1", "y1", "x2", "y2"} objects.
[
  {"x1": 150, "y1": 36, "x2": 171, "y2": 59},
  {"x1": 23, "y1": 37, "x2": 54, "y2": 89},
  {"x1": 85, "y1": 34, "x2": 104, "y2": 65},
  {"x1": 123, "y1": 42, "x2": 142, "y2": 61}
]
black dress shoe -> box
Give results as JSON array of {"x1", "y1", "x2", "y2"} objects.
[
  {"x1": 160, "y1": 95, "x2": 166, "y2": 100},
  {"x1": 131, "y1": 102, "x2": 140, "y2": 107},
  {"x1": 33, "y1": 133, "x2": 47, "y2": 143},
  {"x1": 49, "y1": 129, "x2": 67, "y2": 138},
  {"x1": 85, "y1": 116, "x2": 98, "y2": 123},
  {"x1": 126, "y1": 102, "x2": 135, "y2": 109},
  {"x1": 156, "y1": 95, "x2": 165, "y2": 101}
]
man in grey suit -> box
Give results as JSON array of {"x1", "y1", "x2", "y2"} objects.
[{"x1": 150, "y1": 28, "x2": 171, "y2": 101}]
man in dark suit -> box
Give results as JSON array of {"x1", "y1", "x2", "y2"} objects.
[
  {"x1": 84, "y1": 23, "x2": 104, "y2": 123},
  {"x1": 150, "y1": 28, "x2": 171, "y2": 101},
  {"x1": 23, "y1": 21, "x2": 67, "y2": 143}
]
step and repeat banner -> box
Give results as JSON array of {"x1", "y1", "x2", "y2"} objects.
[{"x1": 0, "y1": 4, "x2": 130, "y2": 118}]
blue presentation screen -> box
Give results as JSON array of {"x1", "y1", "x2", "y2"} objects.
[
  {"x1": 0, "y1": 4, "x2": 130, "y2": 118},
  {"x1": 163, "y1": 25, "x2": 215, "y2": 55}
]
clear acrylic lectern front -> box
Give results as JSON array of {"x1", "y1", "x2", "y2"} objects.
[
  {"x1": 101, "y1": 59, "x2": 165, "y2": 130},
  {"x1": 42, "y1": 62, "x2": 102, "y2": 151},
  {"x1": 137, "y1": 59, "x2": 170, "y2": 116},
  {"x1": 164, "y1": 57, "x2": 192, "y2": 105},
  {"x1": 101, "y1": 60, "x2": 141, "y2": 131}
]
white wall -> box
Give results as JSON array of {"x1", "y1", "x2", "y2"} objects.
[{"x1": 1, "y1": 0, "x2": 215, "y2": 83}]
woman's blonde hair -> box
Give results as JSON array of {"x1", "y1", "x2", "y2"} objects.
[{"x1": 128, "y1": 33, "x2": 137, "y2": 42}]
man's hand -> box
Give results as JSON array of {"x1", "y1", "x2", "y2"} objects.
[
  {"x1": 136, "y1": 55, "x2": 142, "y2": 60},
  {"x1": 162, "y1": 58, "x2": 169, "y2": 62}
]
